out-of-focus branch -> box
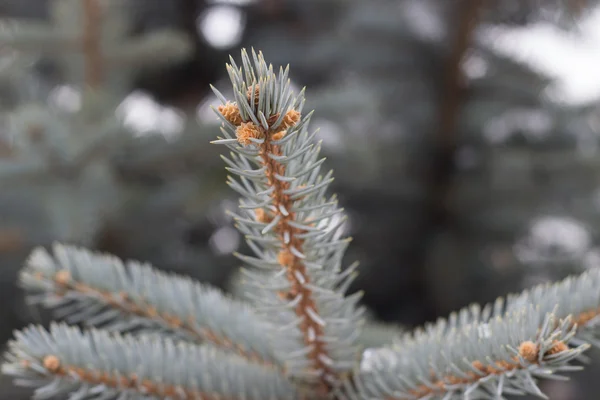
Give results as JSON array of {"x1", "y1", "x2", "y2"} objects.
[
  {"x1": 0, "y1": 228, "x2": 23, "y2": 253},
  {"x1": 82, "y1": 0, "x2": 103, "y2": 87},
  {"x1": 424, "y1": 0, "x2": 484, "y2": 232},
  {"x1": 411, "y1": 0, "x2": 484, "y2": 310}
]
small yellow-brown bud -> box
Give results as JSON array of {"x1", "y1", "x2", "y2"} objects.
[
  {"x1": 281, "y1": 109, "x2": 301, "y2": 129},
  {"x1": 218, "y1": 102, "x2": 243, "y2": 126},
  {"x1": 518, "y1": 341, "x2": 538, "y2": 363},
  {"x1": 235, "y1": 122, "x2": 262, "y2": 146},
  {"x1": 247, "y1": 85, "x2": 260, "y2": 107},
  {"x1": 54, "y1": 270, "x2": 71, "y2": 286},
  {"x1": 43, "y1": 355, "x2": 61, "y2": 372},
  {"x1": 494, "y1": 360, "x2": 512, "y2": 371},
  {"x1": 271, "y1": 130, "x2": 286, "y2": 141},
  {"x1": 255, "y1": 208, "x2": 271, "y2": 223},
  {"x1": 267, "y1": 113, "x2": 280, "y2": 126},
  {"x1": 146, "y1": 306, "x2": 158, "y2": 318},
  {"x1": 471, "y1": 360, "x2": 485, "y2": 371},
  {"x1": 546, "y1": 340, "x2": 568, "y2": 355},
  {"x1": 277, "y1": 250, "x2": 294, "y2": 267},
  {"x1": 576, "y1": 310, "x2": 597, "y2": 325}
]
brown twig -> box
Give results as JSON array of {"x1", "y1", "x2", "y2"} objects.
[
  {"x1": 0, "y1": 228, "x2": 23, "y2": 252},
  {"x1": 37, "y1": 354, "x2": 235, "y2": 400},
  {"x1": 82, "y1": 0, "x2": 103, "y2": 87},
  {"x1": 386, "y1": 339, "x2": 568, "y2": 399}
]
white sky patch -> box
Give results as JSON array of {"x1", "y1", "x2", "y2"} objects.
[
  {"x1": 48, "y1": 85, "x2": 81, "y2": 113},
  {"x1": 207, "y1": 0, "x2": 255, "y2": 4},
  {"x1": 116, "y1": 90, "x2": 185, "y2": 138},
  {"x1": 209, "y1": 226, "x2": 240, "y2": 255},
  {"x1": 196, "y1": 90, "x2": 229, "y2": 125},
  {"x1": 482, "y1": 7, "x2": 600, "y2": 105},
  {"x1": 197, "y1": 5, "x2": 245, "y2": 50},
  {"x1": 312, "y1": 118, "x2": 344, "y2": 152},
  {"x1": 515, "y1": 216, "x2": 591, "y2": 265}
]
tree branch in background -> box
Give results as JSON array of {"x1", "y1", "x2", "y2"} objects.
[
  {"x1": 429, "y1": 0, "x2": 483, "y2": 226},
  {"x1": 82, "y1": 0, "x2": 103, "y2": 88}
]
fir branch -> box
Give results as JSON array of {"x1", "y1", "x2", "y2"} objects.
[
  {"x1": 0, "y1": 19, "x2": 77, "y2": 51},
  {"x1": 0, "y1": 0, "x2": 192, "y2": 96},
  {"x1": 212, "y1": 49, "x2": 364, "y2": 393},
  {"x1": 341, "y1": 265, "x2": 600, "y2": 399},
  {"x1": 397, "y1": 265, "x2": 600, "y2": 348},
  {"x1": 357, "y1": 320, "x2": 404, "y2": 349},
  {"x1": 343, "y1": 307, "x2": 588, "y2": 400},
  {"x1": 106, "y1": 30, "x2": 193, "y2": 69},
  {"x1": 0, "y1": 158, "x2": 48, "y2": 182},
  {"x1": 2, "y1": 323, "x2": 300, "y2": 400},
  {"x1": 20, "y1": 243, "x2": 279, "y2": 368}
]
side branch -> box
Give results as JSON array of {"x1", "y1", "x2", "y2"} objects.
[
  {"x1": 350, "y1": 308, "x2": 588, "y2": 400},
  {"x1": 397, "y1": 339, "x2": 568, "y2": 399},
  {"x1": 29, "y1": 355, "x2": 230, "y2": 400},
  {"x1": 21, "y1": 243, "x2": 279, "y2": 368},
  {"x1": 3, "y1": 323, "x2": 299, "y2": 400},
  {"x1": 40, "y1": 269, "x2": 270, "y2": 366}
]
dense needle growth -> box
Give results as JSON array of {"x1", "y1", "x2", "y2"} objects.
[{"x1": 2, "y1": 49, "x2": 600, "y2": 400}]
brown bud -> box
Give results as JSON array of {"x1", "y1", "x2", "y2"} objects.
[
  {"x1": 281, "y1": 109, "x2": 301, "y2": 129},
  {"x1": 54, "y1": 270, "x2": 71, "y2": 286},
  {"x1": 546, "y1": 340, "x2": 568, "y2": 355},
  {"x1": 471, "y1": 360, "x2": 485, "y2": 372},
  {"x1": 267, "y1": 113, "x2": 280, "y2": 126},
  {"x1": 235, "y1": 122, "x2": 262, "y2": 146},
  {"x1": 255, "y1": 208, "x2": 272, "y2": 223},
  {"x1": 43, "y1": 355, "x2": 61, "y2": 372},
  {"x1": 218, "y1": 102, "x2": 243, "y2": 126},
  {"x1": 272, "y1": 130, "x2": 286, "y2": 141},
  {"x1": 247, "y1": 85, "x2": 260, "y2": 107},
  {"x1": 518, "y1": 341, "x2": 538, "y2": 363},
  {"x1": 277, "y1": 250, "x2": 294, "y2": 267}
]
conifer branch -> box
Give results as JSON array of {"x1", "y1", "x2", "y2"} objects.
[
  {"x1": 212, "y1": 49, "x2": 364, "y2": 393},
  {"x1": 0, "y1": 19, "x2": 76, "y2": 50},
  {"x1": 397, "y1": 264, "x2": 600, "y2": 348},
  {"x1": 2, "y1": 323, "x2": 300, "y2": 400},
  {"x1": 0, "y1": 0, "x2": 192, "y2": 91},
  {"x1": 20, "y1": 243, "x2": 280, "y2": 368},
  {"x1": 342, "y1": 307, "x2": 587, "y2": 400},
  {"x1": 340, "y1": 265, "x2": 600, "y2": 399}
]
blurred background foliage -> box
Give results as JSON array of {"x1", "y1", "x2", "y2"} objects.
[{"x1": 1, "y1": 0, "x2": 600, "y2": 398}]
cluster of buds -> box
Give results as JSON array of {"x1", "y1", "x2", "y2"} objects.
[{"x1": 217, "y1": 86, "x2": 301, "y2": 147}]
